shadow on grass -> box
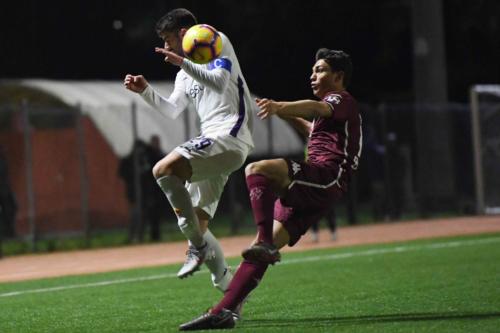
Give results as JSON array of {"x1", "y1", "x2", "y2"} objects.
[{"x1": 241, "y1": 311, "x2": 500, "y2": 328}]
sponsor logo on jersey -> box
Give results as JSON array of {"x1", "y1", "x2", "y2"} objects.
[
  {"x1": 325, "y1": 94, "x2": 341, "y2": 104},
  {"x1": 352, "y1": 156, "x2": 359, "y2": 170},
  {"x1": 189, "y1": 84, "x2": 204, "y2": 98},
  {"x1": 208, "y1": 58, "x2": 232, "y2": 72},
  {"x1": 291, "y1": 161, "x2": 302, "y2": 175}
]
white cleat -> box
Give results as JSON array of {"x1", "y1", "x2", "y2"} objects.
[{"x1": 177, "y1": 243, "x2": 210, "y2": 279}]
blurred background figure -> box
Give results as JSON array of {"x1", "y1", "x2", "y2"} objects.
[
  {"x1": 119, "y1": 138, "x2": 166, "y2": 242},
  {"x1": 119, "y1": 140, "x2": 148, "y2": 242},
  {"x1": 385, "y1": 132, "x2": 407, "y2": 221},
  {"x1": 363, "y1": 125, "x2": 386, "y2": 221},
  {"x1": 309, "y1": 205, "x2": 337, "y2": 242},
  {"x1": 143, "y1": 135, "x2": 166, "y2": 241},
  {"x1": 0, "y1": 146, "x2": 17, "y2": 240}
]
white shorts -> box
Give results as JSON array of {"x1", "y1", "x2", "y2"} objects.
[{"x1": 174, "y1": 135, "x2": 251, "y2": 218}]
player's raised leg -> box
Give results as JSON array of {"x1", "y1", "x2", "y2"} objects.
[
  {"x1": 241, "y1": 159, "x2": 290, "y2": 264},
  {"x1": 154, "y1": 151, "x2": 209, "y2": 278}
]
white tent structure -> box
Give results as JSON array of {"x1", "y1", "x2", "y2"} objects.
[{"x1": 16, "y1": 79, "x2": 304, "y2": 157}]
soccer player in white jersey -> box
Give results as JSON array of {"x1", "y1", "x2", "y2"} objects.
[{"x1": 124, "y1": 8, "x2": 255, "y2": 296}]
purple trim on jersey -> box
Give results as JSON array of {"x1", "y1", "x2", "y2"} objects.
[
  {"x1": 208, "y1": 58, "x2": 232, "y2": 72},
  {"x1": 230, "y1": 76, "x2": 245, "y2": 137}
]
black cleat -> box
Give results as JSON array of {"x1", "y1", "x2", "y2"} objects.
[
  {"x1": 241, "y1": 242, "x2": 281, "y2": 265},
  {"x1": 179, "y1": 309, "x2": 235, "y2": 331},
  {"x1": 231, "y1": 296, "x2": 249, "y2": 322}
]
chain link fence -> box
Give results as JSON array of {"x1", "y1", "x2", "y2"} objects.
[{"x1": 0, "y1": 99, "x2": 483, "y2": 255}]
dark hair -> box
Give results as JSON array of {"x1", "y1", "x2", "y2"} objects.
[
  {"x1": 155, "y1": 8, "x2": 197, "y2": 35},
  {"x1": 315, "y1": 48, "x2": 353, "y2": 87}
]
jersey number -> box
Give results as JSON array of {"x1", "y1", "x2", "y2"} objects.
[{"x1": 181, "y1": 136, "x2": 213, "y2": 152}]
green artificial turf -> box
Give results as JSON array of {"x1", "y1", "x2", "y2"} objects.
[{"x1": 1, "y1": 233, "x2": 499, "y2": 333}]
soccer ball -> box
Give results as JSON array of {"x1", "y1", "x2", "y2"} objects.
[{"x1": 182, "y1": 24, "x2": 223, "y2": 64}]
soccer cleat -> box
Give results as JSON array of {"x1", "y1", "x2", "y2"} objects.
[
  {"x1": 241, "y1": 241, "x2": 281, "y2": 265},
  {"x1": 231, "y1": 296, "x2": 249, "y2": 322},
  {"x1": 179, "y1": 308, "x2": 235, "y2": 331},
  {"x1": 177, "y1": 243, "x2": 210, "y2": 279}
]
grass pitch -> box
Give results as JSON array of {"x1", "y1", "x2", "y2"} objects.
[{"x1": 1, "y1": 233, "x2": 499, "y2": 333}]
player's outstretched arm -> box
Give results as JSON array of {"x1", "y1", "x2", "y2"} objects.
[
  {"x1": 180, "y1": 59, "x2": 230, "y2": 94},
  {"x1": 155, "y1": 46, "x2": 230, "y2": 94},
  {"x1": 124, "y1": 73, "x2": 188, "y2": 120},
  {"x1": 256, "y1": 98, "x2": 331, "y2": 120},
  {"x1": 155, "y1": 47, "x2": 184, "y2": 66}
]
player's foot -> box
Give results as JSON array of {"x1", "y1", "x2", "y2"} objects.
[
  {"x1": 179, "y1": 308, "x2": 235, "y2": 331},
  {"x1": 241, "y1": 241, "x2": 281, "y2": 265},
  {"x1": 177, "y1": 243, "x2": 209, "y2": 279},
  {"x1": 231, "y1": 296, "x2": 249, "y2": 321},
  {"x1": 310, "y1": 231, "x2": 319, "y2": 243},
  {"x1": 330, "y1": 230, "x2": 338, "y2": 241}
]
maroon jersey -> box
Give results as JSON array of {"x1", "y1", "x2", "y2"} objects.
[
  {"x1": 275, "y1": 91, "x2": 362, "y2": 246},
  {"x1": 306, "y1": 90, "x2": 362, "y2": 186}
]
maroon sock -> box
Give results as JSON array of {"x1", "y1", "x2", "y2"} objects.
[
  {"x1": 211, "y1": 260, "x2": 268, "y2": 314},
  {"x1": 246, "y1": 174, "x2": 276, "y2": 244}
]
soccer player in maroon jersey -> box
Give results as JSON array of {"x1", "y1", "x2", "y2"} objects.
[{"x1": 179, "y1": 48, "x2": 362, "y2": 330}]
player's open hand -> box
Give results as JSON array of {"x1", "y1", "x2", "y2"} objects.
[
  {"x1": 155, "y1": 47, "x2": 184, "y2": 66},
  {"x1": 124, "y1": 74, "x2": 148, "y2": 93},
  {"x1": 256, "y1": 98, "x2": 280, "y2": 119}
]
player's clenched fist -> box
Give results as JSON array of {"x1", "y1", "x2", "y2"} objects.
[{"x1": 124, "y1": 74, "x2": 148, "y2": 93}]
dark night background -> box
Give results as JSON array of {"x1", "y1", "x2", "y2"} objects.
[
  {"x1": 1, "y1": 0, "x2": 499, "y2": 104},
  {"x1": 0, "y1": 0, "x2": 499, "y2": 250}
]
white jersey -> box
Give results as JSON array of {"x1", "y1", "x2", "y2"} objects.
[{"x1": 141, "y1": 32, "x2": 255, "y2": 149}]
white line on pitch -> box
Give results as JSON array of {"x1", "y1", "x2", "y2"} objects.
[
  {"x1": 281, "y1": 236, "x2": 500, "y2": 265},
  {"x1": 0, "y1": 273, "x2": 179, "y2": 297},
  {"x1": 1, "y1": 236, "x2": 499, "y2": 298}
]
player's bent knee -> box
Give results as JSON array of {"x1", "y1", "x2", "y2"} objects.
[
  {"x1": 245, "y1": 163, "x2": 257, "y2": 176},
  {"x1": 245, "y1": 161, "x2": 267, "y2": 176},
  {"x1": 152, "y1": 160, "x2": 173, "y2": 179},
  {"x1": 153, "y1": 150, "x2": 192, "y2": 180}
]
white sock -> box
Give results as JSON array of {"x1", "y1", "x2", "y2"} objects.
[
  {"x1": 157, "y1": 175, "x2": 204, "y2": 247},
  {"x1": 203, "y1": 229, "x2": 233, "y2": 293}
]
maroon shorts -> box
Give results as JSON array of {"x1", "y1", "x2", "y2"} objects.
[{"x1": 274, "y1": 159, "x2": 345, "y2": 246}]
